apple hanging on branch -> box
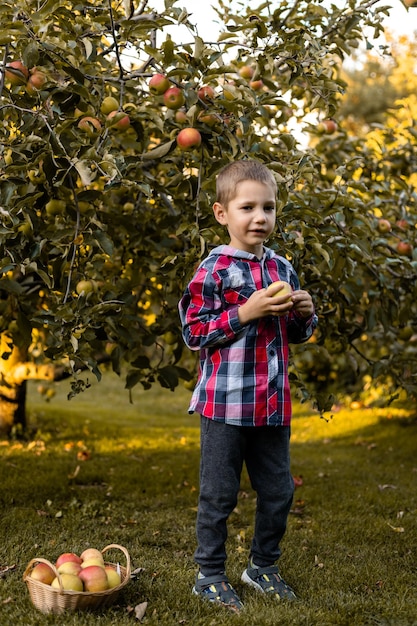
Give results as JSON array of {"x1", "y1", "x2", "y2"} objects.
[
  {"x1": 163, "y1": 86, "x2": 185, "y2": 110},
  {"x1": 149, "y1": 73, "x2": 170, "y2": 95},
  {"x1": 4, "y1": 60, "x2": 29, "y2": 85},
  {"x1": 176, "y1": 128, "x2": 202, "y2": 151}
]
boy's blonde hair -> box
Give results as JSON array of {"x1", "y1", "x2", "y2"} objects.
[{"x1": 215, "y1": 160, "x2": 277, "y2": 207}]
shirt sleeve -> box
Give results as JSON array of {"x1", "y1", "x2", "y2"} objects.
[{"x1": 178, "y1": 265, "x2": 244, "y2": 351}]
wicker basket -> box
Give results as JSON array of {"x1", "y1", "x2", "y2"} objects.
[{"x1": 23, "y1": 543, "x2": 131, "y2": 614}]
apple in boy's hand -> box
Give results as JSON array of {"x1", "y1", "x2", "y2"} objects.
[
  {"x1": 266, "y1": 281, "x2": 293, "y2": 300},
  {"x1": 30, "y1": 562, "x2": 55, "y2": 585},
  {"x1": 79, "y1": 565, "x2": 109, "y2": 592}
]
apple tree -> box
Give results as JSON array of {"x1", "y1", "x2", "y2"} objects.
[{"x1": 0, "y1": 0, "x2": 416, "y2": 434}]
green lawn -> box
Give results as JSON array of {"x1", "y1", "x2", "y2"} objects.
[{"x1": 0, "y1": 372, "x2": 416, "y2": 625}]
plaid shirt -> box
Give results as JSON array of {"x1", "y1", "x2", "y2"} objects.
[{"x1": 179, "y1": 245, "x2": 318, "y2": 427}]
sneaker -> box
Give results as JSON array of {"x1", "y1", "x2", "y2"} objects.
[
  {"x1": 193, "y1": 574, "x2": 244, "y2": 613},
  {"x1": 241, "y1": 561, "x2": 297, "y2": 601}
]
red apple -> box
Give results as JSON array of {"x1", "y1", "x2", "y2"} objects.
[
  {"x1": 176, "y1": 128, "x2": 202, "y2": 151},
  {"x1": 197, "y1": 111, "x2": 218, "y2": 127},
  {"x1": 239, "y1": 65, "x2": 255, "y2": 79},
  {"x1": 377, "y1": 219, "x2": 392, "y2": 234},
  {"x1": 175, "y1": 109, "x2": 187, "y2": 124},
  {"x1": 56, "y1": 552, "x2": 82, "y2": 569},
  {"x1": 5, "y1": 60, "x2": 29, "y2": 85},
  {"x1": 396, "y1": 219, "x2": 409, "y2": 231},
  {"x1": 77, "y1": 116, "x2": 102, "y2": 133},
  {"x1": 106, "y1": 110, "x2": 130, "y2": 130},
  {"x1": 249, "y1": 79, "x2": 264, "y2": 91},
  {"x1": 163, "y1": 86, "x2": 185, "y2": 110},
  {"x1": 79, "y1": 565, "x2": 109, "y2": 592},
  {"x1": 197, "y1": 85, "x2": 215, "y2": 102},
  {"x1": 266, "y1": 281, "x2": 293, "y2": 300},
  {"x1": 396, "y1": 241, "x2": 413, "y2": 257},
  {"x1": 149, "y1": 73, "x2": 170, "y2": 94},
  {"x1": 30, "y1": 563, "x2": 55, "y2": 585},
  {"x1": 317, "y1": 119, "x2": 337, "y2": 134},
  {"x1": 26, "y1": 69, "x2": 46, "y2": 94}
]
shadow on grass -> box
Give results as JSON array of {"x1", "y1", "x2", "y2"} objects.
[{"x1": 0, "y1": 376, "x2": 416, "y2": 625}]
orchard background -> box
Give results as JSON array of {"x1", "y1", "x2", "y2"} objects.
[{"x1": 1, "y1": 0, "x2": 416, "y2": 434}]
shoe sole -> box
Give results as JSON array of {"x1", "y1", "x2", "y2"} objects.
[
  {"x1": 241, "y1": 569, "x2": 297, "y2": 601},
  {"x1": 241, "y1": 569, "x2": 264, "y2": 592}
]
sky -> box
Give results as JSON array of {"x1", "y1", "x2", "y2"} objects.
[{"x1": 152, "y1": 0, "x2": 416, "y2": 40}]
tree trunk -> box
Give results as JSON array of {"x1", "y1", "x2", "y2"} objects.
[{"x1": 0, "y1": 379, "x2": 27, "y2": 435}]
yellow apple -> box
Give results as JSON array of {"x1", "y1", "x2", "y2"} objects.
[
  {"x1": 81, "y1": 557, "x2": 105, "y2": 569},
  {"x1": 266, "y1": 281, "x2": 293, "y2": 299},
  {"x1": 51, "y1": 573, "x2": 84, "y2": 591},
  {"x1": 80, "y1": 548, "x2": 104, "y2": 563},
  {"x1": 100, "y1": 96, "x2": 119, "y2": 114},
  {"x1": 57, "y1": 561, "x2": 82, "y2": 576},
  {"x1": 75, "y1": 280, "x2": 95, "y2": 296},
  {"x1": 105, "y1": 566, "x2": 121, "y2": 589}
]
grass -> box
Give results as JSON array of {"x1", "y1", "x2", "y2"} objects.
[{"x1": 0, "y1": 372, "x2": 416, "y2": 625}]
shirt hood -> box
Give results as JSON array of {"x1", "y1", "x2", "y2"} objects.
[{"x1": 208, "y1": 244, "x2": 275, "y2": 262}]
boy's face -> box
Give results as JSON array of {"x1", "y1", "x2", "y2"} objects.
[{"x1": 213, "y1": 179, "x2": 276, "y2": 257}]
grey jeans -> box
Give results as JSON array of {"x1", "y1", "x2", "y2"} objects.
[{"x1": 195, "y1": 416, "x2": 294, "y2": 576}]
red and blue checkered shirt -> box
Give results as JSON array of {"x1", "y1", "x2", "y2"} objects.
[{"x1": 179, "y1": 245, "x2": 318, "y2": 427}]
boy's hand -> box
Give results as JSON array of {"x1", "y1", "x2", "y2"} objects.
[
  {"x1": 291, "y1": 290, "x2": 315, "y2": 318},
  {"x1": 238, "y1": 287, "x2": 294, "y2": 325},
  {"x1": 238, "y1": 287, "x2": 315, "y2": 325}
]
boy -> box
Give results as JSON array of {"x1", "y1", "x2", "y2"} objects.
[{"x1": 178, "y1": 159, "x2": 317, "y2": 612}]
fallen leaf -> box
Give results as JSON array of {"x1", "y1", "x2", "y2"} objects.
[
  {"x1": 314, "y1": 555, "x2": 324, "y2": 568},
  {"x1": 0, "y1": 565, "x2": 16, "y2": 579},
  {"x1": 134, "y1": 601, "x2": 148, "y2": 621},
  {"x1": 378, "y1": 484, "x2": 397, "y2": 490},
  {"x1": 68, "y1": 465, "x2": 80, "y2": 479},
  {"x1": 387, "y1": 523, "x2": 405, "y2": 533},
  {"x1": 293, "y1": 475, "x2": 303, "y2": 488}
]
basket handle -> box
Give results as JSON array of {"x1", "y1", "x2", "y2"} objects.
[
  {"x1": 22, "y1": 557, "x2": 62, "y2": 588},
  {"x1": 101, "y1": 544, "x2": 131, "y2": 578}
]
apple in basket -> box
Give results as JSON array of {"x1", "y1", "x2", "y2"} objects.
[
  {"x1": 30, "y1": 563, "x2": 55, "y2": 585},
  {"x1": 57, "y1": 561, "x2": 82, "y2": 576},
  {"x1": 55, "y1": 552, "x2": 82, "y2": 569},
  {"x1": 81, "y1": 557, "x2": 106, "y2": 569},
  {"x1": 105, "y1": 566, "x2": 121, "y2": 589},
  {"x1": 51, "y1": 573, "x2": 84, "y2": 592},
  {"x1": 80, "y1": 548, "x2": 104, "y2": 564},
  {"x1": 79, "y1": 565, "x2": 109, "y2": 592}
]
